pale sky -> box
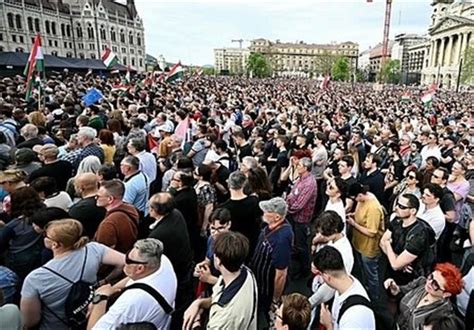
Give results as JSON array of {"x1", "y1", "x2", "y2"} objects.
[{"x1": 134, "y1": 0, "x2": 434, "y2": 66}]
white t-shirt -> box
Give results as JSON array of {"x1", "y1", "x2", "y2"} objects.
[
  {"x1": 325, "y1": 199, "x2": 346, "y2": 231},
  {"x1": 332, "y1": 276, "x2": 376, "y2": 330},
  {"x1": 416, "y1": 204, "x2": 445, "y2": 240},
  {"x1": 93, "y1": 255, "x2": 177, "y2": 329},
  {"x1": 45, "y1": 191, "x2": 73, "y2": 211},
  {"x1": 457, "y1": 266, "x2": 473, "y2": 316}
]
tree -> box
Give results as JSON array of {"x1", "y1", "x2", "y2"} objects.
[
  {"x1": 202, "y1": 67, "x2": 215, "y2": 75},
  {"x1": 461, "y1": 45, "x2": 474, "y2": 85},
  {"x1": 379, "y1": 59, "x2": 401, "y2": 84},
  {"x1": 355, "y1": 68, "x2": 366, "y2": 82},
  {"x1": 331, "y1": 56, "x2": 350, "y2": 81},
  {"x1": 247, "y1": 52, "x2": 272, "y2": 78}
]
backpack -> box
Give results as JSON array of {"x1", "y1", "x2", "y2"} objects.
[
  {"x1": 337, "y1": 294, "x2": 395, "y2": 330},
  {"x1": 42, "y1": 246, "x2": 94, "y2": 329},
  {"x1": 218, "y1": 155, "x2": 238, "y2": 172},
  {"x1": 450, "y1": 203, "x2": 473, "y2": 252}
]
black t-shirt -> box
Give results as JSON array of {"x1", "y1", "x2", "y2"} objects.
[
  {"x1": 359, "y1": 169, "x2": 385, "y2": 199},
  {"x1": 387, "y1": 218, "x2": 435, "y2": 284},
  {"x1": 219, "y1": 195, "x2": 261, "y2": 255},
  {"x1": 440, "y1": 187, "x2": 456, "y2": 213},
  {"x1": 29, "y1": 160, "x2": 73, "y2": 191},
  {"x1": 440, "y1": 147, "x2": 454, "y2": 170},
  {"x1": 237, "y1": 143, "x2": 253, "y2": 162},
  {"x1": 214, "y1": 165, "x2": 230, "y2": 204},
  {"x1": 68, "y1": 197, "x2": 106, "y2": 238}
]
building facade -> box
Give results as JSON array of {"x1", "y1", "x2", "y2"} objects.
[
  {"x1": 392, "y1": 33, "x2": 429, "y2": 84},
  {"x1": 368, "y1": 41, "x2": 394, "y2": 80},
  {"x1": 214, "y1": 47, "x2": 250, "y2": 75},
  {"x1": 249, "y1": 38, "x2": 359, "y2": 76},
  {"x1": 422, "y1": 0, "x2": 474, "y2": 88},
  {"x1": 0, "y1": 0, "x2": 146, "y2": 71}
]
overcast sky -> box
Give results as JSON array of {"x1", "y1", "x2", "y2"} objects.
[{"x1": 134, "y1": 0, "x2": 433, "y2": 66}]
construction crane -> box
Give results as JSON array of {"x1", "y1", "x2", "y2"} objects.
[
  {"x1": 367, "y1": 0, "x2": 393, "y2": 76},
  {"x1": 231, "y1": 39, "x2": 244, "y2": 48}
]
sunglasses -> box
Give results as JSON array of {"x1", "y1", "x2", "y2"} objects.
[
  {"x1": 407, "y1": 175, "x2": 416, "y2": 180},
  {"x1": 432, "y1": 174, "x2": 442, "y2": 179},
  {"x1": 125, "y1": 251, "x2": 148, "y2": 265},
  {"x1": 396, "y1": 202, "x2": 410, "y2": 210},
  {"x1": 428, "y1": 273, "x2": 444, "y2": 292}
]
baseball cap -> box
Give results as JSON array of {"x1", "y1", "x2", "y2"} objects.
[
  {"x1": 259, "y1": 197, "x2": 287, "y2": 216},
  {"x1": 33, "y1": 144, "x2": 59, "y2": 158},
  {"x1": 157, "y1": 123, "x2": 174, "y2": 133},
  {"x1": 15, "y1": 148, "x2": 36, "y2": 165}
]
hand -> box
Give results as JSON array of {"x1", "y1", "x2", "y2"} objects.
[
  {"x1": 384, "y1": 278, "x2": 400, "y2": 296},
  {"x1": 320, "y1": 303, "x2": 333, "y2": 329},
  {"x1": 402, "y1": 265, "x2": 413, "y2": 274},
  {"x1": 95, "y1": 284, "x2": 119, "y2": 297},
  {"x1": 182, "y1": 299, "x2": 202, "y2": 330},
  {"x1": 198, "y1": 264, "x2": 213, "y2": 284},
  {"x1": 347, "y1": 216, "x2": 356, "y2": 227}
]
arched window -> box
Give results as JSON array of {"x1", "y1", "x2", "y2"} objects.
[
  {"x1": 0, "y1": 46, "x2": 4, "y2": 52},
  {"x1": 91, "y1": 53, "x2": 96, "y2": 59},
  {"x1": 137, "y1": 33, "x2": 141, "y2": 46},
  {"x1": 129, "y1": 32, "x2": 133, "y2": 45},
  {"x1": 51, "y1": 22, "x2": 56, "y2": 35},
  {"x1": 76, "y1": 24, "x2": 83, "y2": 38},
  {"x1": 120, "y1": 29, "x2": 125, "y2": 43},
  {"x1": 51, "y1": 51, "x2": 58, "y2": 56},
  {"x1": 61, "y1": 23, "x2": 65, "y2": 36},
  {"x1": 66, "y1": 52, "x2": 72, "y2": 58},
  {"x1": 123, "y1": 57, "x2": 127, "y2": 65},
  {"x1": 131, "y1": 58, "x2": 135, "y2": 66},
  {"x1": 79, "y1": 53, "x2": 85, "y2": 59},
  {"x1": 7, "y1": 13, "x2": 14, "y2": 29},
  {"x1": 27, "y1": 17, "x2": 34, "y2": 32},
  {"x1": 45, "y1": 21, "x2": 50, "y2": 34},
  {"x1": 15, "y1": 47, "x2": 24, "y2": 53},
  {"x1": 34, "y1": 18, "x2": 40, "y2": 32},
  {"x1": 15, "y1": 14, "x2": 22, "y2": 29},
  {"x1": 100, "y1": 25, "x2": 106, "y2": 40},
  {"x1": 110, "y1": 28, "x2": 116, "y2": 42},
  {"x1": 87, "y1": 24, "x2": 94, "y2": 39},
  {"x1": 66, "y1": 25, "x2": 71, "y2": 37}
]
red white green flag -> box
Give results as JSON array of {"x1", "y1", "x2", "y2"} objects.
[
  {"x1": 101, "y1": 47, "x2": 118, "y2": 69},
  {"x1": 24, "y1": 34, "x2": 45, "y2": 100},
  {"x1": 165, "y1": 62, "x2": 184, "y2": 82}
]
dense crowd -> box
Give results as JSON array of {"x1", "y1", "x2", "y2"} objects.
[{"x1": 0, "y1": 72, "x2": 473, "y2": 330}]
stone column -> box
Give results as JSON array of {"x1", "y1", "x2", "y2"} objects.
[
  {"x1": 461, "y1": 32, "x2": 469, "y2": 59},
  {"x1": 446, "y1": 35, "x2": 453, "y2": 66},
  {"x1": 438, "y1": 38, "x2": 445, "y2": 67},
  {"x1": 429, "y1": 40, "x2": 435, "y2": 67}
]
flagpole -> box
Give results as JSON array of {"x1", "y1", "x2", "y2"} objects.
[{"x1": 38, "y1": 80, "x2": 41, "y2": 112}]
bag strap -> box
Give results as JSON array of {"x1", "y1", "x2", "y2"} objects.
[
  {"x1": 123, "y1": 282, "x2": 174, "y2": 314},
  {"x1": 337, "y1": 294, "x2": 372, "y2": 324},
  {"x1": 79, "y1": 245, "x2": 88, "y2": 280},
  {"x1": 42, "y1": 267, "x2": 74, "y2": 284}
]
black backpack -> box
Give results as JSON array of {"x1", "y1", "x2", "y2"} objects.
[
  {"x1": 337, "y1": 294, "x2": 395, "y2": 330},
  {"x1": 42, "y1": 246, "x2": 95, "y2": 329}
]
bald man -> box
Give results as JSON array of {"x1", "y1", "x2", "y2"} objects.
[{"x1": 69, "y1": 173, "x2": 106, "y2": 238}]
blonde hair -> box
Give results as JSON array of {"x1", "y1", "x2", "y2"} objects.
[
  {"x1": 28, "y1": 111, "x2": 47, "y2": 127},
  {"x1": 45, "y1": 219, "x2": 89, "y2": 250}
]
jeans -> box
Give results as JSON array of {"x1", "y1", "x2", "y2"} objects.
[
  {"x1": 360, "y1": 254, "x2": 380, "y2": 301},
  {"x1": 290, "y1": 220, "x2": 311, "y2": 277}
]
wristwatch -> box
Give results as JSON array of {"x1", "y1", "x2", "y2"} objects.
[{"x1": 92, "y1": 294, "x2": 109, "y2": 305}]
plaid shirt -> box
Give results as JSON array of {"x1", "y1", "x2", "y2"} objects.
[
  {"x1": 62, "y1": 143, "x2": 104, "y2": 169},
  {"x1": 286, "y1": 172, "x2": 317, "y2": 223}
]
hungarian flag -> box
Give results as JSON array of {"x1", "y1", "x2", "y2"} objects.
[
  {"x1": 320, "y1": 75, "x2": 330, "y2": 90},
  {"x1": 24, "y1": 34, "x2": 45, "y2": 101},
  {"x1": 101, "y1": 47, "x2": 118, "y2": 69},
  {"x1": 421, "y1": 92, "x2": 434, "y2": 105},
  {"x1": 165, "y1": 62, "x2": 184, "y2": 82},
  {"x1": 196, "y1": 67, "x2": 203, "y2": 76},
  {"x1": 401, "y1": 91, "x2": 411, "y2": 102},
  {"x1": 125, "y1": 66, "x2": 131, "y2": 85}
]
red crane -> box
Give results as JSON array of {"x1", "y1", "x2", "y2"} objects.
[{"x1": 368, "y1": 0, "x2": 393, "y2": 73}]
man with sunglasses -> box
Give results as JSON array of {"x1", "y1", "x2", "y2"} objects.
[
  {"x1": 88, "y1": 238, "x2": 177, "y2": 330},
  {"x1": 380, "y1": 194, "x2": 436, "y2": 285}
]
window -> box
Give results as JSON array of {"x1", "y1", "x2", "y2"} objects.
[
  {"x1": 100, "y1": 26, "x2": 106, "y2": 40},
  {"x1": 76, "y1": 24, "x2": 83, "y2": 38},
  {"x1": 130, "y1": 49, "x2": 134, "y2": 54},
  {"x1": 69, "y1": 42, "x2": 72, "y2": 48},
  {"x1": 131, "y1": 58, "x2": 135, "y2": 66},
  {"x1": 45, "y1": 21, "x2": 50, "y2": 34},
  {"x1": 31, "y1": 37, "x2": 35, "y2": 44},
  {"x1": 15, "y1": 47, "x2": 24, "y2": 53},
  {"x1": 91, "y1": 53, "x2": 96, "y2": 59},
  {"x1": 64, "y1": 41, "x2": 68, "y2": 48},
  {"x1": 137, "y1": 34, "x2": 141, "y2": 46},
  {"x1": 12, "y1": 35, "x2": 16, "y2": 42},
  {"x1": 61, "y1": 23, "x2": 65, "y2": 36},
  {"x1": 87, "y1": 24, "x2": 94, "y2": 39},
  {"x1": 48, "y1": 40, "x2": 52, "y2": 46},
  {"x1": 120, "y1": 29, "x2": 125, "y2": 43},
  {"x1": 89, "y1": 43, "x2": 95, "y2": 50},
  {"x1": 34, "y1": 18, "x2": 40, "y2": 32},
  {"x1": 51, "y1": 22, "x2": 56, "y2": 35},
  {"x1": 66, "y1": 25, "x2": 71, "y2": 38},
  {"x1": 54, "y1": 40, "x2": 58, "y2": 47},
  {"x1": 66, "y1": 52, "x2": 72, "y2": 58},
  {"x1": 129, "y1": 32, "x2": 133, "y2": 45},
  {"x1": 0, "y1": 46, "x2": 3, "y2": 52},
  {"x1": 15, "y1": 14, "x2": 22, "y2": 29},
  {"x1": 123, "y1": 57, "x2": 127, "y2": 65},
  {"x1": 122, "y1": 47, "x2": 126, "y2": 53},
  {"x1": 19, "y1": 36, "x2": 24, "y2": 43},
  {"x1": 0, "y1": 33, "x2": 3, "y2": 41},
  {"x1": 139, "y1": 59, "x2": 143, "y2": 67},
  {"x1": 110, "y1": 28, "x2": 116, "y2": 42},
  {"x1": 52, "y1": 51, "x2": 58, "y2": 56},
  {"x1": 27, "y1": 17, "x2": 33, "y2": 32},
  {"x1": 79, "y1": 53, "x2": 85, "y2": 59},
  {"x1": 7, "y1": 13, "x2": 14, "y2": 29},
  {"x1": 79, "y1": 43, "x2": 84, "y2": 49},
  {"x1": 112, "y1": 46, "x2": 117, "y2": 52}
]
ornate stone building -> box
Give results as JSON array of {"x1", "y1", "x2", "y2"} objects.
[
  {"x1": 0, "y1": 0, "x2": 146, "y2": 71},
  {"x1": 249, "y1": 38, "x2": 359, "y2": 76},
  {"x1": 422, "y1": 0, "x2": 473, "y2": 88},
  {"x1": 392, "y1": 33, "x2": 429, "y2": 84}
]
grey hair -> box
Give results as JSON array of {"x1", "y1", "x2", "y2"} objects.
[
  {"x1": 78, "y1": 126, "x2": 97, "y2": 140},
  {"x1": 242, "y1": 156, "x2": 258, "y2": 169},
  {"x1": 300, "y1": 157, "x2": 312, "y2": 171},
  {"x1": 122, "y1": 155, "x2": 140, "y2": 170},
  {"x1": 21, "y1": 124, "x2": 38, "y2": 139},
  {"x1": 134, "y1": 238, "x2": 163, "y2": 269},
  {"x1": 171, "y1": 134, "x2": 183, "y2": 144},
  {"x1": 228, "y1": 170, "x2": 247, "y2": 190}
]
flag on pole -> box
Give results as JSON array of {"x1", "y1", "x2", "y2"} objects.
[
  {"x1": 320, "y1": 75, "x2": 330, "y2": 90},
  {"x1": 101, "y1": 47, "x2": 118, "y2": 69},
  {"x1": 82, "y1": 88, "x2": 104, "y2": 106},
  {"x1": 125, "y1": 66, "x2": 131, "y2": 85},
  {"x1": 421, "y1": 92, "x2": 434, "y2": 105},
  {"x1": 401, "y1": 91, "x2": 411, "y2": 102},
  {"x1": 24, "y1": 34, "x2": 45, "y2": 101},
  {"x1": 110, "y1": 69, "x2": 120, "y2": 75},
  {"x1": 165, "y1": 62, "x2": 184, "y2": 82}
]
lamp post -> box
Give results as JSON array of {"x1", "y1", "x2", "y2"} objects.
[{"x1": 456, "y1": 57, "x2": 463, "y2": 93}]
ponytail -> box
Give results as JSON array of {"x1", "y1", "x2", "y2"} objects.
[{"x1": 73, "y1": 236, "x2": 89, "y2": 250}]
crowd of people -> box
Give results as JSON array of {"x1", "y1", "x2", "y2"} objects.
[{"x1": 0, "y1": 72, "x2": 473, "y2": 330}]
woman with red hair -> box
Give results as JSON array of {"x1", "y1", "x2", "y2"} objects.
[{"x1": 384, "y1": 262, "x2": 463, "y2": 330}]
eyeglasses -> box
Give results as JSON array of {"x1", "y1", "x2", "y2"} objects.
[
  {"x1": 396, "y1": 202, "x2": 410, "y2": 210},
  {"x1": 125, "y1": 251, "x2": 148, "y2": 265},
  {"x1": 428, "y1": 273, "x2": 445, "y2": 292},
  {"x1": 43, "y1": 232, "x2": 55, "y2": 241},
  {"x1": 432, "y1": 174, "x2": 442, "y2": 180},
  {"x1": 407, "y1": 175, "x2": 416, "y2": 180}
]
